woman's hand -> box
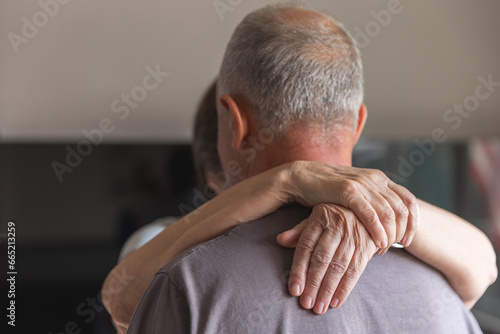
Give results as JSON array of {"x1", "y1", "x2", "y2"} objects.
[
  {"x1": 277, "y1": 164, "x2": 496, "y2": 311},
  {"x1": 283, "y1": 161, "x2": 419, "y2": 250},
  {"x1": 272, "y1": 161, "x2": 419, "y2": 314},
  {"x1": 278, "y1": 203, "x2": 378, "y2": 314}
]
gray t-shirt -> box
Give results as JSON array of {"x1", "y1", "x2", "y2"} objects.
[{"x1": 128, "y1": 205, "x2": 482, "y2": 334}]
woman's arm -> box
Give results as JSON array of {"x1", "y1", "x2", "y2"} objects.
[
  {"x1": 278, "y1": 198, "x2": 497, "y2": 312},
  {"x1": 405, "y1": 200, "x2": 497, "y2": 309},
  {"x1": 103, "y1": 161, "x2": 497, "y2": 327},
  {"x1": 102, "y1": 161, "x2": 416, "y2": 328},
  {"x1": 102, "y1": 165, "x2": 288, "y2": 329}
]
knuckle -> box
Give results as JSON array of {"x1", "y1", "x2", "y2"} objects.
[
  {"x1": 290, "y1": 263, "x2": 308, "y2": 277},
  {"x1": 369, "y1": 169, "x2": 386, "y2": 180},
  {"x1": 345, "y1": 267, "x2": 361, "y2": 280},
  {"x1": 362, "y1": 208, "x2": 379, "y2": 226},
  {"x1": 296, "y1": 239, "x2": 316, "y2": 255},
  {"x1": 341, "y1": 180, "x2": 358, "y2": 196},
  {"x1": 335, "y1": 285, "x2": 352, "y2": 298},
  {"x1": 405, "y1": 191, "x2": 417, "y2": 205},
  {"x1": 306, "y1": 276, "x2": 323, "y2": 290},
  {"x1": 320, "y1": 285, "x2": 337, "y2": 297},
  {"x1": 346, "y1": 259, "x2": 364, "y2": 278},
  {"x1": 312, "y1": 251, "x2": 332, "y2": 266},
  {"x1": 380, "y1": 207, "x2": 396, "y2": 223},
  {"x1": 328, "y1": 260, "x2": 348, "y2": 275},
  {"x1": 401, "y1": 191, "x2": 417, "y2": 209},
  {"x1": 395, "y1": 202, "x2": 409, "y2": 218}
]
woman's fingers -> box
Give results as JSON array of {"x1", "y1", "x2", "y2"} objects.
[
  {"x1": 330, "y1": 244, "x2": 374, "y2": 309},
  {"x1": 343, "y1": 192, "x2": 387, "y2": 249},
  {"x1": 298, "y1": 223, "x2": 344, "y2": 311},
  {"x1": 277, "y1": 219, "x2": 309, "y2": 248},
  {"x1": 285, "y1": 204, "x2": 379, "y2": 314},
  {"x1": 287, "y1": 218, "x2": 323, "y2": 297},
  {"x1": 388, "y1": 182, "x2": 419, "y2": 246},
  {"x1": 380, "y1": 188, "x2": 409, "y2": 244},
  {"x1": 311, "y1": 236, "x2": 354, "y2": 314},
  {"x1": 359, "y1": 191, "x2": 397, "y2": 248},
  {"x1": 288, "y1": 163, "x2": 418, "y2": 250}
]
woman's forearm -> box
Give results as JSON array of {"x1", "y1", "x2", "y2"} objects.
[
  {"x1": 405, "y1": 200, "x2": 497, "y2": 308},
  {"x1": 105, "y1": 161, "x2": 482, "y2": 327},
  {"x1": 102, "y1": 161, "x2": 420, "y2": 326},
  {"x1": 102, "y1": 214, "x2": 197, "y2": 328},
  {"x1": 102, "y1": 166, "x2": 291, "y2": 327}
]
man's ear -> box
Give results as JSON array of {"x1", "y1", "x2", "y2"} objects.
[
  {"x1": 353, "y1": 103, "x2": 367, "y2": 145},
  {"x1": 219, "y1": 94, "x2": 249, "y2": 151}
]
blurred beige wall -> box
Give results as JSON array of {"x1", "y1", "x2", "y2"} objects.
[{"x1": 1, "y1": 0, "x2": 499, "y2": 142}]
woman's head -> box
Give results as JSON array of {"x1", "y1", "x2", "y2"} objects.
[{"x1": 192, "y1": 80, "x2": 224, "y2": 194}]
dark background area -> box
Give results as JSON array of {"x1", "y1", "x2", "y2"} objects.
[
  {"x1": 0, "y1": 144, "x2": 199, "y2": 334},
  {"x1": 0, "y1": 141, "x2": 498, "y2": 333}
]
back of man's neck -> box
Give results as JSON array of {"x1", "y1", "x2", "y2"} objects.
[{"x1": 247, "y1": 134, "x2": 354, "y2": 178}]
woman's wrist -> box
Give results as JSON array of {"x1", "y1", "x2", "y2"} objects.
[
  {"x1": 272, "y1": 161, "x2": 308, "y2": 206},
  {"x1": 268, "y1": 162, "x2": 296, "y2": 203}
]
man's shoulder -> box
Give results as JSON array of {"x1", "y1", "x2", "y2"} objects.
[
  {"x1": 157, "y1": 205, "x2": 311, "y2": 288},
  {"x1": 144, "y1": 211, "x2": 481, "y2": 334}
]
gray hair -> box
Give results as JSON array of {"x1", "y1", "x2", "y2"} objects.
[{"x1": 218, "y1": 3, "x2": 364, "y2": 136}]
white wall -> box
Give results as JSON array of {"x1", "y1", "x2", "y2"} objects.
[{"x1": 1, "y1": 0, "x2": 499, "y2": 142}]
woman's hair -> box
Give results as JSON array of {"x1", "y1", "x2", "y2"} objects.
[{"x1": 192, "y1": 79, "x2": 222, "y2": 189}]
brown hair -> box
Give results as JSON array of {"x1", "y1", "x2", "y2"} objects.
[{"x1": 192, "y1": 79, "x2": 222, "y2": 189}]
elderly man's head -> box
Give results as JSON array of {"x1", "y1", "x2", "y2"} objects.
[{"x1": 216, "y1": 4, "x2": 367, "y2": 185}]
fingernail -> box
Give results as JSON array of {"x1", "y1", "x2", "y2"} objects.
[
  {"x1": 303, "y1": 295, "x2": 313, "y2": 309},
  {"x1": 331, "y1": 298, "x2": 340, "y2": 308},
  {"x1": 315, "y1": 302, "x2": 325, "y2": 314},
  {"x1": 290, "y1": 283, "x2": 301, "y2": 296},
  {"x1": 380, "y1": 238, "x2": 388, "y2": 249}
]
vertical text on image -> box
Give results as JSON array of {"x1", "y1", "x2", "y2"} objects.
[{"x1": 6, "y1": 221, "x2": 17, "y2": 327}]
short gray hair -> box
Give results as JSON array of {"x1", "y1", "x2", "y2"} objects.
[{"x1": 218, "y1": 3, "x2": 364, "y2": 135}]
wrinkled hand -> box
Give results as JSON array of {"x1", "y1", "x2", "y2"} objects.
[
  {"x1": 285, "y1": 161, "x2": 419, "y2": 251},
  {"x1": 278, "y1": 204, "x2": 378, "y2": 314}
]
